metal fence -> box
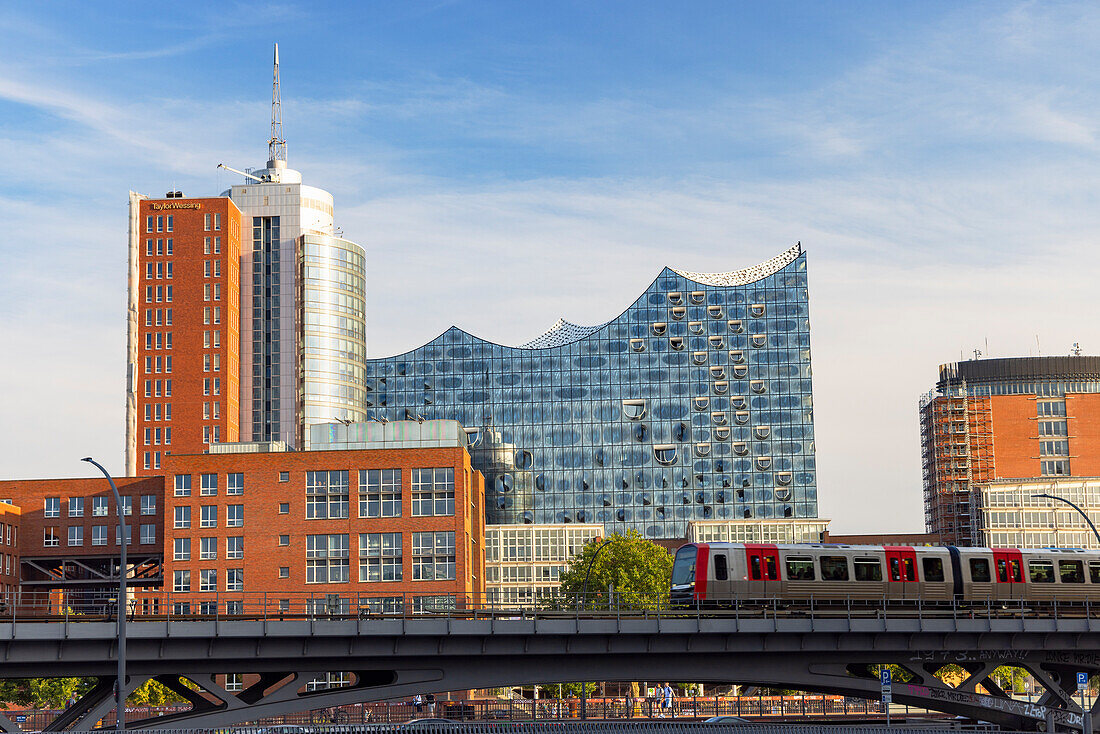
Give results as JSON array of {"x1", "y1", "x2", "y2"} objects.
[
  {"x1": 5, "y1": 696, "x2": 917, "y2": 731},
  {"x1": 2, "y1": 589, "x2": 1098, "y2": 624},
  {"x1": 22, "y1": 724, "x2": 1016, "y2": 734}
]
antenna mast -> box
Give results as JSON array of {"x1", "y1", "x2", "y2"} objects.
[{"x1": 268, "y1": 43, "x2": 287, "y2": 167}]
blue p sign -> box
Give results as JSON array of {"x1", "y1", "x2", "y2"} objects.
[
  {"x1": 881, "y1": 669, "x2": 892, "y2": 687},
  {"x1": 1078, "y1": 672, "x2": 1088, "y2": 688}
]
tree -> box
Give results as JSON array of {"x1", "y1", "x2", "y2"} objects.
[
  {"x1": 555, "y1": 531, "x2": 673, "y2": 610},
  {"x1": 0, "y1": 678, "x2": 95, "y2": 709}
]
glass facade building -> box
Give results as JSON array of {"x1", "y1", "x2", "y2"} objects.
[
  {"x1": 297, "y1": 233, "x2": 368, "y2": 443},
  {"x1": 363, "y1": 244, "x2": 816, "y2": 539}
]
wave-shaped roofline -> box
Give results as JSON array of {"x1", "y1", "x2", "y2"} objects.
[{"x1": 369, "y1": 243, "x2": 803, "y2": 359}]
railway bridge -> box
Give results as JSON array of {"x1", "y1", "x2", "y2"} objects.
[{"x1": 1, "y1": 603, "x2": 1099, "y2": 732}]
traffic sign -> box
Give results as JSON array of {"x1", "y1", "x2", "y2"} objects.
[
  {"x1": 1079, "y1": 672, "x2": 1088, "y2": 688},
  {"x1": 881, "y1": 668, "x2": 892, "y2": 703}
]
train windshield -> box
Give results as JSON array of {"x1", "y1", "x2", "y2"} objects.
[{"x1": 671, "y1": 546, "x2": 697, "y2": 587}]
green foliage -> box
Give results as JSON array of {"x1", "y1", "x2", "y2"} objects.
[
  {"x1": 127, "y1": 679, "x2": 188, "y2": 706},
  {"x1": 557, "y1": 681, "x2": 597, "y2": 697},
  {"x1": 0, "y1": 678, "x2": 95, "y2": 709},
  {"x1": 554, "y1": 531, "x2": 673, "y2": 610}
]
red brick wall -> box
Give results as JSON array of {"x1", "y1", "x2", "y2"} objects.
[
  {"x1": 134, "y1": 197, "x2": 241, "y2": 475},
  {"x1": 158, "y1": 447, "x2": 485, "y2": 611},
  {"x1": 1068, "y1": 393, "x2": 1100, "y2": 476},
  {"x1": 990, "y1": 395, "x2": 1038, "y2": 479}
]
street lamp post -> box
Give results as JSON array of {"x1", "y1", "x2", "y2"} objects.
[
  {"x1": 82, "y1": 457, "x2": 127, "y2": 734},
  {"x1": 1034, "y1": 493, "x2": 1100, "y2": 546}
]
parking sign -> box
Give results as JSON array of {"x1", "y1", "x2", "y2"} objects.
[
  {"x1": 1078, "y1": 672, "x2": 1088, "y2": 688},
  {"x1": 881, "y1": 668, "x2": 892, "y2": 703}
]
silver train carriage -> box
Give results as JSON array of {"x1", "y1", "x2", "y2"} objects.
[{"x1": 669, "y1": 543, "x2": 1100, "y2": 605}]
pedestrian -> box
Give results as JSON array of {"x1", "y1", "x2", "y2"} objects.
[
  {"x1": 414, "y1": 694, "x2": 423, "y2": 714},
  {"x1": 426, "y1": 693, "x2": 436, "y2": 715},
  {"x1": 663, "y1": 682, "x2": 674, "y2": 718}
]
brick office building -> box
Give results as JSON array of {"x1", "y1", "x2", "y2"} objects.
[
  {"x1": 920, "y1": 356, "x2": 1100, "y2": 545},
  {"x1": 159, "y1": 421, "x2": 485, "y2": 615},
  {"x1": 126, "y1": 193, "x2": 243, "y2": 477},
  {"x1": 0, "y1": 421, "x2": 484, "y2": 615},
  {"x1": 0, "y1": 476, "x2": 165, "y2": 609},
  {"x1": 0, "y1": 502, "x2": 20, "y2": 605}
]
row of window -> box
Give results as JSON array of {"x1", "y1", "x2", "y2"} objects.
[
  {"x1": 174, "y1": 473, "x2": 244, "y2": 496},
  {"x1": 143, "y1": 380, "x2": 172, "y2": 398},
  {"x1": 145, "y1": 238, "x2": 173, "y2": 255},
  {"x1": 143, "y1": 402, "x2": 171, "y2": 421},
  {"x1": 173, "y1": 568, "x2": 243, "y2": 592},
  {"x1": 143, "y1": 355, "x2": 172, "y2": 374},
  {"x1": 305, "y1": 468, "x2": 455, "y2": 519},
  {"x1": 144, "y1": 285, "x2": 173, "y2": 303},
  {"x1": 305, "y1": 532, "x2": 456, "y2": 583},
  {"x1": 173, "y1": 505, "x2": 243, "y2": 528},
  {"x1": 144, "y1": 308, "x2": 173, "y2": 327},
  {"x1": 145, "y1": 332, "x2": 172, "y2": 350},
  {"x1": 146, "y1": 215, "x2": 174, "y2": 233},
  {"x1": 145, "y1": 262, "x2": 173, "y2": 280},
  {"x1": 143, "y1": 427, "x2": 171, "y2": 446},
  {"x1": 0, "y1": 522, "x2": 15, "y2": 546},
  {"x1": 44, "y1": 496, "x2": 156, "y2": 518},
  {"x1": 173, "y1": 536, "x2": 243, "y2": 560},
  {"x1": 44, "y1": 524, "x2": 156, "y2": 547}
]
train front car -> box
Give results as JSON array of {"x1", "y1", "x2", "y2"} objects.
[{"x1": 670, "y1": 543, "x2": 707, "y2": 606}]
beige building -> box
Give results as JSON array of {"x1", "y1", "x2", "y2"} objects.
[{"x1": 973, "y1": 477, "x2": 1100, "y2": 549}]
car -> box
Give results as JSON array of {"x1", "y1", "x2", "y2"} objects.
[{"x1": 703, "y1": 716, "x2": 752, "y2": 724}]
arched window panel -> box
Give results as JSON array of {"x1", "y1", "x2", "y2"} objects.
[
  {"x1": 710, "y1": 411, "x2": 728, "y2": 425},
  {"x1": 731, "y1": 395, "x2": 747, "y2": 410},
  {"x1": 671, "y1": 306, "x2": 686, "y2": 321},
  {"x1": 667, "y1": 292, "x2": 683, "y2": 305},
  {"x1": 728, "y1": 349, "x2": 745, "y2": 364},
  {"x1": 728, "y1": 320, "x2": 744, "y2": 334},
  {"x1": 751, "y1": 334, "x2": 767, "y2": 348},
  {"x1": 651, "y1": 322, "x2": 667, "y2": 336},
  {"x1": 708, "y1": 336, "x2": 725, "y2": 350},
  {"x1": 754, "y1": 425, "x2": 771, "y2": 440},
  {"x1": 688, "y1": 321, "x2": 705, "y2": 335},
  {"x1": 707, "y1": 305, "x2": 723, "y2": 319},
  {"x1": 621, "y1": 399, "x2": 646, "y2": 420},
  {"x1": 709, "y1": 366, "x2": 726, "y2": 380},
  {"x1": 669, "y1": 337, "x2": 685, "y2": 351},
  {"x1": 714, "y1": 426, "x2": 731, "y2": 440},
  {"x1": 690, "y1": 291, "x2": 706, "y2": 304},
  {"x1": 692, "y1": 351, "x2": 708, "y2": 365},
  {"x1": 733, "y1": 365, "x2": 749, "y2": 378},
  {"x1": 653, "y1": 444, "x2": 678, "y2": 465},
  {"x1": 629, "y1": 338, "x2": 646, "y2": 352}
]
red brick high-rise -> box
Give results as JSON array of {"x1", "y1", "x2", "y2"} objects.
[
  {"x1": 920, "y1": 356, "x2": 1100, "y2": 544},
  {"x1": 126, "y1": 193, "x2": 242, "y2": 476}
]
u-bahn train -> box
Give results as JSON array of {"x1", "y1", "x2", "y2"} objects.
[{"x1": 669, "y1": 542, "x2": 1100, "y2": 604}]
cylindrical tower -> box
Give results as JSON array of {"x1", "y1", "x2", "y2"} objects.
[{"x1": 296, "y1": 232, "x2": 368, "y2": 446}]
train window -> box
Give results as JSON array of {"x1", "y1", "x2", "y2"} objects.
[
  {"x1": 889, "y1": 558, "x2": 901, "y2": 581},
  {"x1": 854, "y1": 558, "x2": 882, "y2": 581},
  {"x1": 1029, "y1": 560, "x2": 1056, "y2": 583},
  {"x1": 820, "y1": 556, "x2": 849, "y2": 581},
  {"x1": 1090, "y1": 562, "x2": 1100, "y2": 584},
  {"x1": 714, "y1": 554, "x2": 728, "y2": 581},
  {"x1": 750, "y1": 556, "x2": 762, "y2": 580},
  {"x1": 1060, "y1": 560, "x2": 1084, "y2": 584},
  {"x1": 902, "y1": 557, "x2": 915, "y2": 581},
  {"x1": 1008, "y1": 560, "x2": 1022, "y2": 582},
  {"x1": 785, "y1": 556, "x2": 815, "y2": 581},
  {"x1": 970, "y1": 558, "x2": 992, "y2": 583},
  {"x1": 764, "y1": 556, "x2": 778, "y2": 581},
  {"x1": 996, "y1": 559, "x2": 1009, "y2": 583},
  {"x1": 923, "y1": 557, "x2": 945, "y2": 582}
]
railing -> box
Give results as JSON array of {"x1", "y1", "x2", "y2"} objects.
[
  {"x1": 4, "y1": 695, "x2": 925, "y2": 731},
  {"x1": 0, "y1": 589, "x2": 1095, "y2": 624}
]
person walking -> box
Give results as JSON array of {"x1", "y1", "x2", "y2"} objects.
[
  {"x1": 663, "y1": 683, "x2": 674, "y2": 718},
  {"x1": 414, "y1": 694, "x2": 423, "y2": 714}
]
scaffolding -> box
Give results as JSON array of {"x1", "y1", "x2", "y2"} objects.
[{"x1": 920, "y1": 381, "x2": 994, "y2": 545}]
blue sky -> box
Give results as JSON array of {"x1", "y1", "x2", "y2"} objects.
[{"x1": 1, "y1": 1, "x2": 1097, "y2": 532}]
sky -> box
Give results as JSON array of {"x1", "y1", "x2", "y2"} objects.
[{"x1": 0, "y1": 1, "x2": 1097, "y2": 533}]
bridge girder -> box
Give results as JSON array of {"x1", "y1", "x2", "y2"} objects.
[{"x1": 0, "y1": 615, "x2": 1098, "y2": 732}]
